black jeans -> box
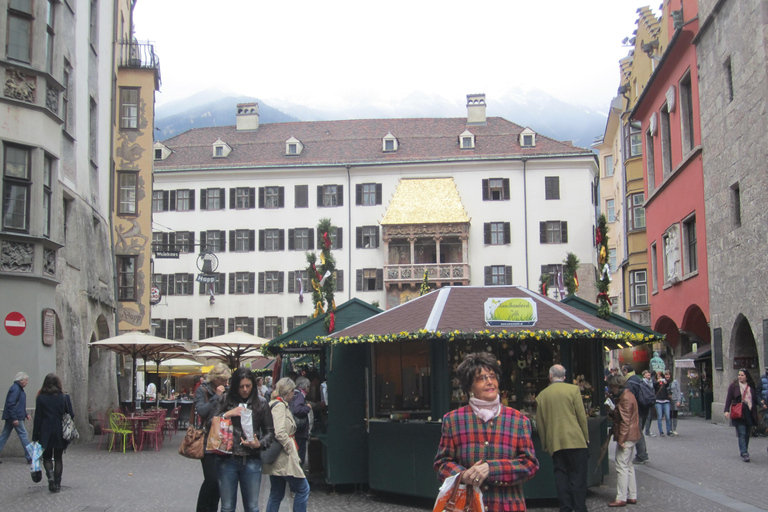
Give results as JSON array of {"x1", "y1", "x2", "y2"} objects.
[
  {"x1": 552, "y1": 448, "x2": 589, "y2": 512},
  {"x1": 196, "y1": 453, "x2": 220, "y2": 512},
  {"x1": 634, "y1": 409, "x2": 649, "y2": 461}
]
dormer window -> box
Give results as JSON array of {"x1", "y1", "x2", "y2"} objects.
[
  {"x1": 382, "y1": 132, "x2": 398, "y2": 152},
  {"x1": 154, "y1": 148, "x2": 163, "y2": 160},
  {"x1": 285, "y1": 136, "x2": 303, "y2": 156},
  {"x1": 520, "y1": 128, "x2": 536, "y2": 148},
  {"x1": 460, "y1": 130, "x2": 475, "y2": 149},
  {"x1": 153, "y1": 141, "x2": 172, "y2": 161},
  {"x1": 212, "y1": 138, "x2": 232, "y2": 158}
]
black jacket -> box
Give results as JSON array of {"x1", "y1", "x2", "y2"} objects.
[
  {"x1": 211, "y1": 392, "x2": 275, "y2": 458},
  {"x1": 32, "y1": 392, "x2": 74, "y2": 450}
]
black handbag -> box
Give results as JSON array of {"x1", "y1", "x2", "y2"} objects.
[{"x1": 261, "y1": 402, "x2": 284, "y2": 464}]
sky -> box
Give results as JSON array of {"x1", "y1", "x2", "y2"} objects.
[{"x1": 133, "y1": 1, "x2": 655, "y2": 114}]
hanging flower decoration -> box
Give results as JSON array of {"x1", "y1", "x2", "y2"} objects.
[{"x1": 306, "y1": 218, "x2": 337, "y2": 333}]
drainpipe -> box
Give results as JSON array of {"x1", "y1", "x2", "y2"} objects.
[
  {"x1": 522, "y1": 158, "x2": 529, "y2": 289},
  {"x1": 346, "y1": 165, "x2": 352, "y2": 295}
]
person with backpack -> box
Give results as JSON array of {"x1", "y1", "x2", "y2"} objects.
[
  {"x1": 289, "y1": 377, "x2": 312, "y2": 466},
  {"x1": 621, "y1": 365, "x2": 653, "y2": 464}
]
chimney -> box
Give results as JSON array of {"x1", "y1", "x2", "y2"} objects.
[
  {"x1": 236, "y1": 103, "x2": 259, "y2": 131},
  {"x1": 466, "y1": 93, "x2": 486, "y2": 125}
]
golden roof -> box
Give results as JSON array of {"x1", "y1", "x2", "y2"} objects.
[{"x1": 381, "y1": 178, "x2": 470, "y2": 225}]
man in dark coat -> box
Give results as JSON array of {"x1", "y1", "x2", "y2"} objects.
[
  {"x1": 0, "y1": 372, "x2": 32, "y2": 463},
  {"x1": 290, "y1": 377, "x2": 312, "y2": 465}
]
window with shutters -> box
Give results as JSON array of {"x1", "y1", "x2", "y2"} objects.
[
  {"x1": 265, "y1": 187, "x2": 281, "y2": 208},
  {"x1": 357, "y1": 268, "x2": 382, "y2": 291},
  {"x1": 485, "y1": 222, "x2": 509, "y2": 245},
  {"x1": 541, "y1": 264, "x2": 563, "y2": 287},
  {"x1": 199, "y1": 273, "x2": 225, "y2": 295},
  {"x1": 175, "y1": 189, "x2": 192, "y2": 211},
  {"x1": 232, "y1": 317, "x2": 254, "y2": 334},
  {"x1": 295, "y1": 185, "x2": 308, "y2": 208},
  {"x1": 264, "y1": 271, "x2": 280, "y2": 294},
  {"x1": 117, "y1": 172, "x2": 138, "y2": 215},
  {"x1": 235, "y1": 187, "x2": 252, "y2": 209},
  {"x1": 540, "y1": 221, "x2": 568, "y2": 244},
  {"x1": 357, "y1": 226, "x2": 379, "y2": 248},
  {"x1": 152, "y1": 274, "x2": 165, "y2": 295},
  {"x1": 205, "y1": 188, "x2": 222, "y2": 210},
  {"x1": 174, "y1": 273, "x2": 192, "y2": 295},
  {"x1": 483, "y1": 178, "x2": 509, "y2": 201},
  {"x1": 292, "y1": 228, "x2": 310, "y2": 251},
  {"x1": 293, "y1": 316, "x2": 308, "y2": 328},
  {"x1": 289, "y1": 270, "x2": 309, "y2": 294},
  {"x1": 152, "y1": 190, "x2": 165, "y2": 212},
  {"x1": 152, "y1": 232, "x2": 165, "y2": 252},
  {"x1": 203, "y1": 230, "x2": 224, "y2": 252},
  {"x1": 485, "y1": 265, "x2": 511, "y2": 285},
  {"x1": 322, "y1": 185, "x2": 339, "y2": 207},
  {"x1": 203, "y1": 318, "x2": 224, "y2": 339},
  {"x1": 317, "y1": 227, "x2": 342, "y2": 250},
  {"x1": 234, "y1": 272, "x2": 251, "y2": 294},
  {"x1": 357, "y1": 183, "x2": 382, "y2": 206},
  {"x1": 172, "y1": 319, "x2": 192, "y2": 341},
  {"x1": 117, "y1": 256, "x2": 136, "y2": 301},
  {"x1": 263, "y1": 317, "x2": 281, "y2": 338},
  {"x1": 233, "y1": 229, "x2": 253, "y2": 252},
  {"x1": 265, "y1": 229, "x2": 280, "y2": 251},
  {"x1": 172, "y1": 232, "x2": 193, "y2": 253},
  {"x1": 545, "y1": 176, "x2": 560, "y2": 200}
]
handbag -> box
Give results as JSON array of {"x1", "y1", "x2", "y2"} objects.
[
  {"x1": 179, "y1": 389, "x2": 207, "y2": 459},
  {"x1": 206, "y1": 416, "x2": 233, "y2": 455},
  {"x1": 433, "y1": 471, "x2": 484, "y2": 512},
  {"x1": 261, "y1": 402, "x2": 284, "y2": 464},
  {"x1": 730, "y1": 401, "x2": 743, "y2": 421},
  {"x1": 62, "y1": 395, "x2": 79, "y2": 441}
]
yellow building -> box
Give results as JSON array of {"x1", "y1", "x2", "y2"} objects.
[{"x1": 112, "y1": 0, "x2": 160, "y2": 332}]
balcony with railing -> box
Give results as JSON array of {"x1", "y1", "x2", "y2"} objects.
[
  {"x1": 117, "y1": 41, "x2": 161, "y2": 83},
  {"x1": 384, "y1": 263, "x2": 470, "y2": 287}
]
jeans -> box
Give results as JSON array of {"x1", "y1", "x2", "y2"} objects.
[
  {"x1": 196, "y1": 453, "x2": 220, "y2": 512},
  {"x1": 0, "y1": 420, "x2": 31, "y2": 461},
  {"x1": 634, "y1": 410, "x2": 648, "y2": 461},
  {"x1": 614, "y1": 440, "x2": 637, "y2": 502},
  {"x1": 552, "y1": 448, "x2": 589, "y2": 512},
  {"x1": 655, "y1": 402, "x2": 671, "y2": 434},
  {"x1": 217, "y1": 456, "x2": 263, "y2": 512},
  {"x1": 266, "y1": 475, "x2": 310, "y2": 512},
  {"x1": 643, "y1": 411, "x2": 653, "y2": 434},
  {"x1": 735, "y1": 424, "x2": 752, "y2": 456}
]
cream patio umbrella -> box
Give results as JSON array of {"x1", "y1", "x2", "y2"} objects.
[
  {"x1": 195, "y1": 330, "x2": 268, "y2": 369},
  {"x1": 89, "y1": 332, "x2": 183, "y2": 404}
]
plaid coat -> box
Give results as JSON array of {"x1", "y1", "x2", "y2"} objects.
[{"x1": 434, "y1": 405, "x2": 539, "y2": 512}]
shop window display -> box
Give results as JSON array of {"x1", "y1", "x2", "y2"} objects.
[{"x1": 373, "y1": 341, "x2": 431, "y2": 419}]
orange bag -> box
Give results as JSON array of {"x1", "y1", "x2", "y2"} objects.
[{"x1": 433, "y1": 471, "x2": 485, "y2": 512}]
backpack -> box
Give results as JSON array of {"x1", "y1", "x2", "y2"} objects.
[{"x1": 628, "y1": 376, "x2": 655, "y2": 409}]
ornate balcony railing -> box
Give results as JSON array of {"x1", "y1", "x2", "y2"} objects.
[
  {"x1": 117, "y1": 41, "x2": 161, "y2": 75},
  {"x1": 384, "y1": 263, "x2": 470, "y2": 286}
]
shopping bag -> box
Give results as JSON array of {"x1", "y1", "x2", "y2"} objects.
[
  {"x1": 433, "y1": 472, "x2": 485, "y2": 512},
  {"x1": 206, "y1": 416, "x2": 233, "y2": 455},
  {"x1": 26, "y1": 442, "x2": 43, "y2": 482}
]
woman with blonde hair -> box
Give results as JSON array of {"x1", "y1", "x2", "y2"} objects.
[
  {"x1": 195, "y1": 363, "x2": 231, "y2": 512},
  {"x1": 264, "y1": 377, "x2": 310, "y2": 512}
]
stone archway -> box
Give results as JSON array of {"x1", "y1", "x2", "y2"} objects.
[
  {"x1": 87, "y1": 315, "x2": 118, "y2": 430},
  {"x1": 678, "y1": 304, "x2": 710, "y2": 358},
  {"x1": 730, "y1": 314, "x2": 758, "y2": 378}
]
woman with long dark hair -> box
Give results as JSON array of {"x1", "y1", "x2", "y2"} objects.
[
  {"x1": 195, "y1": 363, "x2": 230, "y2": 512},
  {"x1": 724, "y1": 368, "x2": 760, "y2": 462},
  {"x1": 210, "y1": 369, "x2": 274, "y2": 512},
  {"x1": 32, "y1": 373, "x2": 74, "y2": 493}
]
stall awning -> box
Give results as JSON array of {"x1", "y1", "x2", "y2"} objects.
[{"x1": 675, "y1": 344, "x2": 711, "y2": 368}]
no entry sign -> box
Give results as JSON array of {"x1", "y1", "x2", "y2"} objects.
[{"x1": 4, "y1": 312, "x2": 26, "y2": 336}]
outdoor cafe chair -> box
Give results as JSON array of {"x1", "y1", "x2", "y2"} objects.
[
  {"x1": 141, "y1": 409, "x2": 166, "y2": 451},
  {"x1": 96, "y1": 410, "x2": 114, "y2": 451},
  {"x1": 163, "y1": 406, "x2": 180, "y2": 439},
  {"x1": 109, "y1": 412, "x2": 135, "y2": 453}
]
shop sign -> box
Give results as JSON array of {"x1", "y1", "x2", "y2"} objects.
[
  {"x1": 484, "y1": 298, "x2": 537, "y2": 327},
  {"x1": 155, "y1": 251, "x2": 180, "y2": 259},
  {"x1": 633, "y1": 347, "x2": 650, "y2": 362},
  {"x1": 4, "y1": 311, "x2": 26, "y2": 336},
  {"x1": 196, "y1": 274, "x2": 217, "y2": 284},
  {"x1": 150, "y1": 286, "x2": 162, "y2": 305}
]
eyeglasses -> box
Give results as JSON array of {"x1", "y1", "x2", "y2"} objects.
[{"x1": 474, "y1": 373, "x2": 498, "y2": 383}]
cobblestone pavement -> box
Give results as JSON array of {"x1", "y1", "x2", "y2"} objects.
[{"x1": 0, "y1": 416, "x2": 765, "y2": 512}]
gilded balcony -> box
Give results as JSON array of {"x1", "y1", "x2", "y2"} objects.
[{"x1": 384, "y1": 263, "x2": 471, "y2": 288}]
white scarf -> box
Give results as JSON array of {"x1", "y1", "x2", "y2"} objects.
[
  {"x1": 739, "y1": 381, "x2": 752, "y2": 409},
  {"x1": 469, "y1": 396, "x2": 501, "y2": 423}
]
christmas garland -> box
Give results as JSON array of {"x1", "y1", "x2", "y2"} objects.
[
  {"x1": 305, "y1": 218, "x2": 337, "y2": 333},
  {"x1": 595, "y1": 214, "x2": 612, "y2": 319}
]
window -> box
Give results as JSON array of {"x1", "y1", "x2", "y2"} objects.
[
  {"x1": 541, "y1": 264, "x2": 563, "y2": 287},
  {"x1": 259, "y1": 229, "x2": 284, "y2": 251},
  {"x1": 318, "y1": 184, "x2": 343, "y2": 207},
  {"x1": 231, "y1": 272, "x2": 255, "y2": 294},
  {"x1": 630, "y1": 270, "x2": 648, "y2": 307},
  {"x1": 287, "y1": 143, "x2": 297, "y2": 155},
  {"x1": 172, "y1": 231, "x2": 194, "y2": 253},
  {"x1": 173, "y1": 273, "x2": 193, "y2": 295},
  {"x1": 286, "y1": 316, "x2": 309, "y2": 331},
  {"x1": 608, "y1": 248, "x2": 617, "y2": 274},
  {"x1": 201, "y1": 318, "x2": 224, "y2": 340},
  {"x1": 45, "y1": 0, "x2": 55, "y2": 73},
  {"x1": 119, "y1": 88, "x2": 139, "y2": 130},
  {"x1": 545, "y1": 177, "x2": 560, "y2": 200},
  {"x1": 317, "y1": 227, "x2": 342, "y2": 250},
  {"x1": 651, "y1": 242, "x2": 658, "y2": 293},
  {"x1": 117, "y1": 172, "x2": 138, "y2": 215},
  {"x1": 461, "y1": 136, "x2": 474, "y2": 149},
  {"x1": 214, "y1": 146, "x2": 223, "y2": 157},
  {"x1": 43, "y1": 156, "x2": 53, "y2": 238},
  {"x1": 62, "y1": 65, "x2": 71, "y2": 131},
  {"x1": 356, "y1": 226, "x2": 380, "y2": 248},
  {"x1": 539, "y1": 221, "x2": 568, "y2": 244},
  {"x1": 198, "y1": 273, "x2": 226, "y2": 295},
  {"x1": 230, "y1": 317, "x2": 254, "y2": 335},
  {"x1": 335, "y1": 270, "x2": 344, "y2": 292},
  {"x1": 484, "y1": 222, "x2": 510, "y2": 245},
  {"x1": 629, "y1": 193, "x2": 645, "y2": 229},
  {"x1": 679, "y1": 73, "x2": 695, "y2": 154},
  {"x1": 170, "y1": 189, "x2": 194, "y2": 211},
  {"x1": 201, "y1": 230, "x2": 225, "y2": 252},
  {"x1": 356, "y1": 268, "x2": 383, "y2": 291},
  {"x1": 482, "y1": 178, "x2": 510, "y2": 201},
  {"x1": 384, "y1": 140, "x2": 394, "y2": 151},
  {"x1": 645, "y1": 129, "x2": 656, "y2": 193},
  {"x1": 2, "y1": 145, "x2": 31, "y2": 232},
  {"x1": 373, "y1": 340, "x2": 430, "y2": 417},
  {"x1": 231, "y1": 229, "x2": 255, "y2": 252},
  {"x1": 202, "y1": 188, "x2": 223, "y2": 210},
  {"x1": 289, "y1": 228, "x2": 312, "y2": 251},
  {"x1": 259, "y1": 317, "x2": 282, "y2": 339},
  {"x1": 522, "y1": 134, "x2": 534, "y2": 147},
  {"x1": 152, "y1": 190, "x2": 166, "y2": 212},
  {"x1": 152, "y1": 232, "x2": 165, "y2": 252},
  {"x1": 154, "y1": 148, "x2": 162, "y2": 160},
  {"x1": 356, "y1": 183, "x2": 382, "y2": 206},
  {"x1": 7, "y1": 0, "x2": 33, "y2": 63},
  {"x1": 731, "y1": 183, "x2": 741, "y2": 227},
  {"x1": 606, "y1": 199, "x2": 615, "y2": 223},
  {"x1": 725, "y1": 57, "x2": 734, "y2": 103},
  {"x1": 625, "y1": 121, "x2": 642, "y2": 158},
  {"x1": 260, "y1": 271, "x2": 283, "y2": 294},
  {"x1": 682, "y1": 215, "x2": 697, "y2": 275},
  {"x1": 89, "y1": 97, "x2": 97, "y2": 163},
  {"x1": 485, "y1": 265, "x2": 512, "y2": 285},
  {"x1": 117, "y1": 256, "x2": 136, "y2": 301},
  {"x1": 295, "y1": 185, "x2": 308, "y2": 208},
  {"x1": 231, "y1": 187, "x2": 254, "y2": 209},
  {"x1": 288, "y1": 270, "x2": 309, "y2": 294},
  {"x1": 604, "y1": 155, "x2": 614, "y2": 177},
  {"x1": 168, "y1": 319, "x2": 192, "y2": 341},
  {"x1": 259, "y1": 186, "x2": 283, "y2": 209},
  {"x1": 660, "y1": 104, "x2": 672, "y2": 177}
]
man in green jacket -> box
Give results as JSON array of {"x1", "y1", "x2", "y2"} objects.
[{"x1": 536, "y1": 365, "x2": 589, "y2": 512}]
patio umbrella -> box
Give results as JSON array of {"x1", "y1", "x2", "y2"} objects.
[
  {"x1": 196, "y1": 330, "x2": 268, "y2": 369},
  {"x1": 89, "y1": 332, "x2": 183, "y2": 404}
]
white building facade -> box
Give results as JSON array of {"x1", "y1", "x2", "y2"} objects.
[{"x1": 151, "y1": 96, "x2": 599, "y2": 341}]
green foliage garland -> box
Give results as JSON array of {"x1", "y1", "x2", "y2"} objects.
[
  {"x1": 596, "y1": 214, "x2": 611, "y2": 319},
  {"x1": 305, "y1": 218, "x2": 337, "y2": 332},
  {"x1": 563, "y1": 252, "x2": 579, "y2": 296}
]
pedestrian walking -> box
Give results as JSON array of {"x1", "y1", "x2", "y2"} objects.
[
  {"x1": 0, "y1": 372, "x2": 32, "y2": 463},
  {"x1": 264, "y1": 377, "x2": 310, "y2": 512},
  {"x1": 31, "y1": 373, "x2": 74, "y2": 493},
  {"x1": 536, "y1": 364, "x2": 589, "y2": 512},
  {"x1": 211, "y1": 369, "x2": 274, "y2": 512},
  {"x1": 723, "y1": 369, "x2": 759, "y2": 462},
  {"x1": 653, "y1": 371, "x2": 672, "y2": 437},
  {"x1": 606, "y1": 374, "x2": 641, "y2": 507},
  {"x1": 290, "y1": 377, "x2": 312, "y2": 466},
  {"x1": 195, "y1": 363, "x2": 230, "y2": 512},
  {"x1": 666, "y1": 370, "x2": 682, "y2": 435},
  {"x1": 621, "y1": 365, "x2": 650, "y2": 464},
  {"x1": 434, "y1": 352, "x2": 539, "y2": 512},
  {"x1": 641, "y1": 371, "x2": 655, "y2": 436}
]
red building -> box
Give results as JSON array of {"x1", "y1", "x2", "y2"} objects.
[{"x1": 631, "y1": 0, "x2": 710, "y2": 358}]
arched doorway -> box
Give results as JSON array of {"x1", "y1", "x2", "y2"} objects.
[
  {"x1": 730, "y1": 315, "x2": 758, "y2": 375},
  {"x1": 87, "y1": 315, "x2": 118, "y2": 426}
]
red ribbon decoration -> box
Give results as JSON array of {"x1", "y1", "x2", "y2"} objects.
[
  {"x1": 323, "y1": 231, "x2": 332, "y2": 249},
  {"x1": 541, "y1": 282, "x2": 548, "y2": 296},
  {"x1": 595, "y1": 227, "x2": 602, "y2": 246},
  {"x1": 597, "y1": 292, "x2": 612, "y2": 306},
  {"x1": 311, "y1": 263, "x2": 322, "y2": 282},
  {"x1": 328, "y1": 311, "x2": 335, "y2": 333}
]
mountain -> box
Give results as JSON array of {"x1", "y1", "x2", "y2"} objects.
[{"x1": 155, "y1": 89, "x2": 607, "y2": 149}]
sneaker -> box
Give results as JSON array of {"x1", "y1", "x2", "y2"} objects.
[
  {"x1": 742, "y1": 454, "x2": 750, "y2": 462},
  {"x1": 667, "y1": 432, "x2": 673, "y2": 436},
  {"x1": 647, "y1": 432, "x2": 656, "y2": 437},
  {"x1": 659, "y1": 433, "x2": 665, "y2": 437},
  {"x1": 671, "y1": 431, "x2": 678, "y2": 435},
  {"x1": 632, "y1": 458, "x2": 647, "y2": 465}
]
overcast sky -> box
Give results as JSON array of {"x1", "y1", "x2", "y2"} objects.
[{"x1": 133, "y1": 1, "x2": 654, "y2": 113}]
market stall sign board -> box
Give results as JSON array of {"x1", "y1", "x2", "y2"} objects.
[{"x1": 484, "y1": 298, "x2": 537, "y2": 327}]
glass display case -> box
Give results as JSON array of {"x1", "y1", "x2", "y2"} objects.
[{"x1": 373, "y1": 340, "x2": 431, "y2": 419}]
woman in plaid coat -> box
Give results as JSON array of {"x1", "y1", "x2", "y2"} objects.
[{"x1": 435, "y1": 353, "x2": 539, "y2": 512}]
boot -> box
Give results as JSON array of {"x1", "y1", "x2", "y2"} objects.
[
  {"x1": 46, "y1": 470, "x2": 56, "y2": 493},
  {"x1": 53, "y1": 479, "x2": 61, "y2": 493}
]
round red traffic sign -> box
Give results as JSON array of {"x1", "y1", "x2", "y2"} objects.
[{"x1": 4, "y1": 312, "x2": 27, "y2": 336}]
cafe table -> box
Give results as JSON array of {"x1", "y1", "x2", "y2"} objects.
[{"x1": 126, "y1": 414, "x2": 150, "y2": 451}]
